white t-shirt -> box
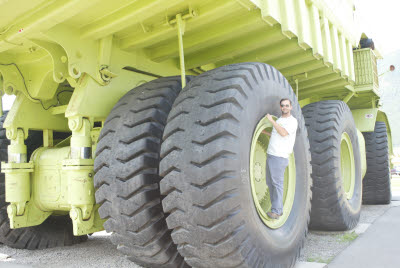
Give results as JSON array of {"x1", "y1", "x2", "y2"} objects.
[{"x1": 267, "y1": 115, "x2": 298, "y2": 158}]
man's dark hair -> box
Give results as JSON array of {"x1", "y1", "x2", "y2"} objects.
[{"x1": 280, "y1": 98, "x2": 292, "y2": 106}]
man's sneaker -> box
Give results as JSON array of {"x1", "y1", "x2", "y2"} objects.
[{"x1": 267, "y1": 212, "x2": 280, "y2": 219}]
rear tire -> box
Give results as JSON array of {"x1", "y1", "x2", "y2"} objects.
[
  {"x1": 160, "y1": 63, "x2": 312, "y2": 267},
  {"x1": 362, "y1": 122, "x2": 391, "y2": 204},
  {"x1": 0, "y1": 112, "x2": 87, "y2": 249},
  {"x1": 303, "y1": 101, "x2": 362, "y2": 231},
  {"x1": 93, "y1": 77, "x2": 190, "y2": 267}
]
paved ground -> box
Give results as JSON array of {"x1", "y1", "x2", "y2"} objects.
[
  {"x1": 299, "y1": 202, "x2": 398, "y2": 264},
  {"x1": 0, "y1": 231, "x2": 137, "y2": 268},
  {"x1": 328, "y1": 205, "x2": 400, "y2": 268},
  {"x1": 0, "y1": 185, "x2": 399, "y2": 267},
  {"x1": 298, "y1": 179, "x2": 400, "y2": 267}
]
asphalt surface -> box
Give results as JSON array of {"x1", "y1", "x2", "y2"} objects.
[
  {"x1": 0, "y1": 232, "x2": 138, "y2": 268},
  {"x1": 299, "y1": 201, "x2": 396, "y2": 264},
  {"x1": 0, "y1": 193, "x2": 399, "y2": 267},
  {"x1": 328, "y1": 200, "x2": 400, "y2": 268}
]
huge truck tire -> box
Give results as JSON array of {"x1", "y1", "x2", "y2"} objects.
[
  {"x1": 362, "y1": 122, "x2": 391, "y2": 204},
  {"x1": 0, "y1": 112, "x2": 87, "y2": 249},
  {"x1": 160, "y1": 63, "x2": 312, "y2": 267},
  {"x1": 303, "y1": 101, "x2": 362, "y2": 231},
  {"x1": 93, "y1": 77, "x2": 190, "y2": 267}
]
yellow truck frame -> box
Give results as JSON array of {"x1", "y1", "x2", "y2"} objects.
[{"x1": 0, "y1": 0, "x2": 393, "y2": 267}]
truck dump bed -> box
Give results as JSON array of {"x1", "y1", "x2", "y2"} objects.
[{"x1": 0, "y1": 0, "x2": 375, "y2": 110}]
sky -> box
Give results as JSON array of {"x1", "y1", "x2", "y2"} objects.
[
  {"x1": 355, "y1": 0, "x2": 400, "y2": 56},
  {"x1": 355, "y1": 0, "x2": 400, "y2": 148},
  {"x1": 379, "y1": 52, "x2": 400, "y2": 148},
  {"x1": 2, "y1": 1, "x2": 399, "y2": 110}
]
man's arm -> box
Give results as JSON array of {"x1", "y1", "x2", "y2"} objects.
[{"x1": 266, "y1": 114, "x2": 289, "y2": 137}]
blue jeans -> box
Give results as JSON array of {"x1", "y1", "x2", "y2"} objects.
[{"x1": 266, "y1": 154, "x2": 289, "y2": 215}]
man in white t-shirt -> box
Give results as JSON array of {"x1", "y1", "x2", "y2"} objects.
[{"x1": 262, "y1": 99, "x2": 298, "y2": 220}]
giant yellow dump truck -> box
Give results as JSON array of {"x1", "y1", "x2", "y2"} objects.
[{"x1": 0, "y1": 0, "x2": 392, "y2": 267}]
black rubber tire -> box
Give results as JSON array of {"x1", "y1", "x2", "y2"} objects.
[
  {"x1": 159, "y1": 63, "x2": 312, "y2": 268},
  {"x1": 362, "y1": 122, "x2": 392, "y2": 204},
  {"x1": 93, "y1": 77, "x2": 191, "y2": 267},
  {"x1": 0, "y1": 112, "x2": 87, "y2": 249},
  {"x1": 303, "y1": 101, "x2": 362, "y2": 231}
]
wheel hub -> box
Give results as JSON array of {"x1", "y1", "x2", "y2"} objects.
[
  {"x1": 250, "y1": 116, "x2": 296, "y2": 229},
  {"x1": 340, "y1": 132, "x2": 355, "y2": 199}
]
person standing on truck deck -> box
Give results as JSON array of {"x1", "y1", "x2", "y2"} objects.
[{"x1": 262, "y1": 99, "x2": 298, "y2": 220}]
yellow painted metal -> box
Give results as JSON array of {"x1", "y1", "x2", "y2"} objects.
[
  {"x1": 176, "y1": 14, "x2": 186, "y2": 88},
  {"x1": 63, "y1": 158, "x2": 105, "y2": 235},
  {"x1": 356, "y1": 129, "x2": 367, "y2": 179},
  {"x1": 353, "y1": 48, "x2": 379, "y2": 93},
  {"x1": 346, "y1": 39, "x2": 356, "y2": 82},
  {"x1": 91, "y1": 128, "x2": 101, "y2": 158},
  {"x1": 3, "y1": 145, "x2": 104, "y2": 235},
  {"x1": 0, "y1": 0, "x2": 379, "y2": 112},
  {"x1": 32, "y1": 147, "x2": 70, "y2": 212},
  {"x1": 343, "y1": 92, "x2": 355, "y2": 103},
  {"x1": 69, "y1": 117, "x2": 91, "y2": 159},
  {"x1": 70, "y1": 204, "x2": 105, "y2": 236},
  {"x1": 330, "y1": 25, "x2": 342, "y2": 73},
  {"x1": 321, "y1": 16, "x2": 334, "y2": 67},
  {"x1": 0, "y1": 0, "x2": 391, "y2": 234},
  {"x1": 351, "y1": 108, "x2": 379, "y2": 132},
  {"x1": 62, "y1": 158, "x2": 95, "y2": 219},
  {"x1": 280, "y1": 0, "x2": 297, "y2": 39},
  {"x1": 0, "y1": 0, "x2": 359, "y2": 99},
  {"x1": 0, "y1": 62, "x2": 58, "y2": 102},
  {"x1": 309, "y1": 4, "x2": 323, "y2": 59},
  {"x1": 340, "y1": 132, "x2": 355, "y2": 200},
  {"x1": 65, "y1": 73, "x2": 148, "y2": 120},
  {"x1": 1, "y1": 127, "x2": 38, "y2": 228},
  {"x1": 43, "y1": 129, "x2": 53, "y2": 147},
  {"x1": 50, "y1": 105, "x2": 68, "y2": 115},
  {"x1": 4, "y1": 93, "x2": 69, "y2": 138},
  {"x1": 339, "y1": 34, "x2": 349, "y2": 79},
  {"x1": 4, "y1": 128, "x2": 29, "y2": 217},
  {"x1": 352, "y1": 110, "x2": 392, "y2": 175},
  {"x1": 3, "y1": 162, "x2": 32, "y2": 215},
  {"x1": 376, "y1": 111, "x2": 393, "y2": 168},
  {"x1": 6, "y1": 197, "x2": 51, "y2": 229},
  {"x1": 299, "y1": 98, "x2": 311, "y2": 108},
  {"x1": 250, "y1": 116, "x2": 296, "y2": 229},
  {"x1": 7, "y1": 129, "x2": 27, "y2": 162}
]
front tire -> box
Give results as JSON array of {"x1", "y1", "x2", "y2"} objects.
[{"x1": 160, "y1": 63, "x2": 312, "y2": 267}]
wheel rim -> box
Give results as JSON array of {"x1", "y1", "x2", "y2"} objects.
[
  {"x1": 340, "y1": 132, "x2": 355, "y2": 199},
  {"x1": 250, "y1": 116, "x2": 296, "y2": 229}
]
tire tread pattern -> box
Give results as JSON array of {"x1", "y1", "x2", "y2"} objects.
[
  {"x1": 362, "y1": 122, "x2": 391, "y2": 204},
  {"x1": 93, "y1": 77, "x2": 189, "y2": 268},
  {"x1": 160, "y1": 63, "x2": 312, "y2": 268},
  {"x1": 303, "y1": 101, "x2": 361, "y2": 231}
]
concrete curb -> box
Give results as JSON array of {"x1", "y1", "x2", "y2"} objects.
[{"x1": 295, "y1": 261, "x2": 327, "y2": 268}]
